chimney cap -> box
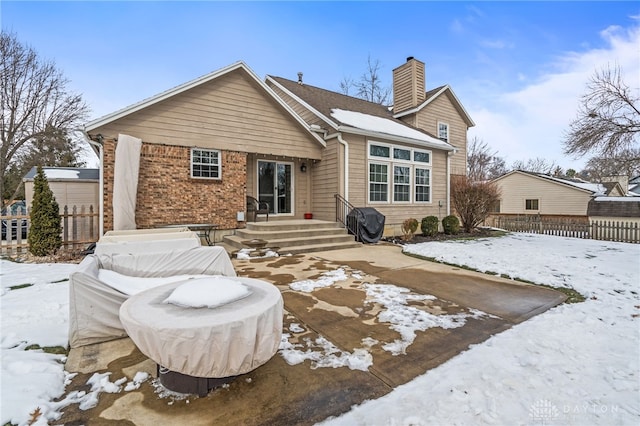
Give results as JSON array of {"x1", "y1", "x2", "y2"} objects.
[{"x1": 406, "y1": 56, "x2": 414, "y2": 62}]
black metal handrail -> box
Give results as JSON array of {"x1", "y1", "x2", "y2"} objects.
[{"x1": 335, "y1": 193, "x2": 361, "y2": 241}]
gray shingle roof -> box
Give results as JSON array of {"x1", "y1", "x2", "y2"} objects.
[
  {"x1": 23, "y1": 167, "x2": 99, "y2": 181},
  {"x1": 268, "y1": 76, "x2": 440, "y2": 140}
]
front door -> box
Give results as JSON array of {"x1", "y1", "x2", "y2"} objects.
[{"x1": 258, "y1": 160, "x2": 293, "y2": 215}]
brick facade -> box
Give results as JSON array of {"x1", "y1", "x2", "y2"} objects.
[{"x1": 103, "y1": 139, "x2": 246, "y2": 232}]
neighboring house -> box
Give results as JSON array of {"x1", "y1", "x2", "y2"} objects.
[
  {"x1": 83, "y1": 58, "x2": 474, "y2": 236},
  {"x1": 628, "y1": 175, "x2": 640, "y2": 195},
  {"x1": 23, "y1": 167, "x2": 99, "y2": 213},
  {"x1": 490, "y1": 170, "x2": 626, "y2": 220},
  {"x1": 587, "y1": 197, "x2": 640, "y2": 224}
]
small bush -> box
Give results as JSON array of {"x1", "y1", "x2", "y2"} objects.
[
  {"x1": 442, "y1": 215, "x2": 460, "y2": 235},
  {"x1": 28, "y1": 165, "x2": 62, "y2": 256},
  {"x1": 421, "y1": 216, "x2": 439, "y2": 236},
  {"x1": 401, "y1": 218, "x2": 419, "y2": 241}
]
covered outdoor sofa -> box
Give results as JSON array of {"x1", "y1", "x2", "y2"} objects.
[{"x1": 68, "y1": 246, "x2": 236, "y2": 348}]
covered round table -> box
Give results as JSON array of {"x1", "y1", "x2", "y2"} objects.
[{"x1": 119, "y1": 276, "x2": 283, "y2": 395}]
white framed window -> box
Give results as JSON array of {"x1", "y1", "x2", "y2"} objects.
[
  {"x1": 369, "y1": 143, "x2": 391, "y2": 159},
  {"x1": 413, "y1": 149, "x2": 431, "y2": 164},
  {"x1": 393, "y1": 147, "x2": 411, "y2": 162},
  {"x1": 191, "y1": 148, "x2": 221, "y2": 179},
  {"x1": 369, "y1": 162, "x2": 388, "y2": 202},
  {"x1": 367, "y1": 141, "x2": 432, "y2": 204},
  {"x1": 415, "y1": 167, "x2": 431, "y2": 202},
  {"x1": 393, "y1": 165, "x2": 411, "y2": 202},
  {"x1": 438, "y1": 122, "x2": 449, "y2": 143}
]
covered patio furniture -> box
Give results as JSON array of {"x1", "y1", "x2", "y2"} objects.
[
  {"x1": 120, "y1": 276, "x2": 283, "y2": 395},
  {"x1": 68, "y1": 246, "x2": 236, "y2": 348},
  {"x1": 94, "y1": 229, "x2": 201, "y2": 256},
  {"x1": 247, "y1": 196, "x2": 269, "y2": 222}
]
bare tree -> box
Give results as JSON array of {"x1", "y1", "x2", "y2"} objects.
[
  {"x1": 512, "y1": 157, "x2": 558, "y2": 175},
  {"x1": 0, "y1": 31, "x2": 88, "y2": 208},
  {"x1": 451, "y1": 175, "x2": 501, "y2": 233},
  {"x1": 339, "y1": 75, "x2": 355, "y2": 97},
  {"x1": 579, "y1": 149, "x2": 640, "y2": 182},
  {"x1": 564, "y1": 64, "x2": 640, "y2": 162},
  {"x1": 340, "y1": 55, "x2": 391, "y2": 105},
  {"x1": 4, "y1": 127, "x2": 86, "y2": 201},
  {"x1": 467, "y1": 137, "x2": 507, "y2": 181}
]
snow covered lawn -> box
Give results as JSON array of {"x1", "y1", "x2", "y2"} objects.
[
  {"x1": 323, "y1": 233, "x2": 640, "y2": 425},
  {"x1": 1, "y1": 233, "x2": 639, "y2": 425}
]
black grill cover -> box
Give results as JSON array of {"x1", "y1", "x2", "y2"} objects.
[{"x1": 347, "y1": 208, "x2": 385, "y2": 243}]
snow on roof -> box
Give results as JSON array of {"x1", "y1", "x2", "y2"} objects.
[
  {"x1": 330, "y1": 109, "x2": 453, "y2": 149},
  {"x1": 537, "y1": 174, "x2": 607, "y2": 195},
  {"x1": 593, "y1": 196, "x2": 640, "y2": 202},
  {"x1": 45, "y1": 169, "x2": 80, "y2": 179},
  {"x1": 23, "y1": 167, "x2": 99, "y2": 181}
]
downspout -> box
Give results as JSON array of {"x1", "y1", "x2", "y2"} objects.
[
  {"x1": 324, "y1": 132, "x2": 349, "y2": 200},
  {"x1": 80, "y1": 130, "x2": 104, "y2": 237},
  {"x1": 447, "y1": 150, "x2": 454, "y2": 216}
]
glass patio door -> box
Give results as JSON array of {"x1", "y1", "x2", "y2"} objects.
[{"x1": 258, "y1": 161, "x2": 292, "y2": 215}]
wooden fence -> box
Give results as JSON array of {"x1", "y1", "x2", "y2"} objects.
[
  {"x1": 494, "y1": 216, "x2": 640, "y2": 244},
  {"x1": 1, "y1": 205, "x2": 99, "y2": 256}
]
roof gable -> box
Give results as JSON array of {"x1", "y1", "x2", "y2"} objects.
[
  {"x1": 493, "y1": 170, "x2": 609, "y2": 195},
  {"x1": 393, "y1": 85, "x2": 475, "y2": 127},
  {"x1": 85, "y1": 62, "x2": 325, "y2": 147}
]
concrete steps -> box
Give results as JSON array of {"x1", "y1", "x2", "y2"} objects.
[{"x1": 223, "y1": 219, "x2": 361, "y2": 255}]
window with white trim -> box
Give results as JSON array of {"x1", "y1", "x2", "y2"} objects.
[
  {"x1": 438, "y1": 122, "x2": 449, "y2": 143},
  {"x1": 367, "y1": 141, "x2": 432, "y2": 204},
  {"x1": 415, "y1": 167, "x2": 431, "y2": 202},
  {"x1": 394, "y1": 165, "x2": 411, "y2": 202},
  {"x1": 191, "y1": 148, "x2": 221, "y2": 179},
  {"x1": 369, "y1": 163, "x2": 388, "y2": 202}
]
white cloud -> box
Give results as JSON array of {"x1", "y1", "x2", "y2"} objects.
[{"x1": 469, "y1": 22, "x2": 640, "y2": 171}]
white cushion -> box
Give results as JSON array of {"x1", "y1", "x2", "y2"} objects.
[{"x1": 162, "y1": 277, "x2": 252, "y2": 308}]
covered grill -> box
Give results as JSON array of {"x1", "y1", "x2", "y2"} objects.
[{"x1": 347, "y1": 207, "x2": 385, "y2": 243}]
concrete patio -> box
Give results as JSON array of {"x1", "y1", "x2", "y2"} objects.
[{"x1": 61, "y1": 243, "x2": 566, "y2": 425}]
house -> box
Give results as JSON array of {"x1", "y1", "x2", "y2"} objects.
[
  {"x1": 83, "y1": 58, "x2": 474, "y2": 237},
  {"x1": 628, "y1": 176, "x2": 640, "y2": 195},
  {"x1": 23, "y1": 167, "x2": 99, "y2": 213},
  {"x1": 587, "y1": 197, "x2": 640, "y2": 224},
  {"x1": 490, "y1": 170, "x2": 626, "y2": 221}
]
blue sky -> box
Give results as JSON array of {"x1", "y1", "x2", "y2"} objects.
[{"x1": 2, "y1": 1, "x2": 639, "y2": 171}]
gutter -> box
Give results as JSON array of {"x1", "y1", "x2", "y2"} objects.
[
  {"x1": 447, "y1": 150, "x2": 454, "y2": 216},
  {"x1": 79, "y1": 130, "x2": 104, "y2": 237},
  {"x1": 336, "y1": 125, "x2": 454, "y2": 152},
  {"x1": 323, "y1": 132, "x2": 349, "y2": 200}
]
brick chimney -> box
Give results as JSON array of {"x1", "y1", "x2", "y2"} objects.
[{"x1": 393, "y1": 57, "x2": 426, "y2": 113}]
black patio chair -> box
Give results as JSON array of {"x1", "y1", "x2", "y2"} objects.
[{"x1": 246, "y1": 196, "x2": 269, "y2": 222}]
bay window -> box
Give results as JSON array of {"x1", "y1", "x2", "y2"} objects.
[{"x1": 368, "y1": 141, "x2": 432, "y2": 204}]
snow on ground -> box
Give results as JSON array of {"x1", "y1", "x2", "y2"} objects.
[
  {"x1": 322, "y1": 233, "x2": 640, "y2": 425},
  {"x1": 1, "y1": 233, "x2": 639, "y2": 425}
]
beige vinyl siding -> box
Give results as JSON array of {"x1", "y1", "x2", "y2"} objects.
[
  {"x1": 312, "y1": 137, "x2": 341, "y2": 221},
  {"x1": 370, "y1": 149, "x2": 448, "y2": 234},
  {"x1": 495, "y1": 173, "x2": 593, "y2": 215},
  {"x1": 245, "y1": 153, "x2": 311, "y2": 220},
  {"x1": 413, "y1": 93, "x2": 468, "y2": 175},
  {"x1": 337, "y1": 132, "x2": 450, "y2": 235},
  {"x1": 25, "y1": 181, "x2": 98, "y2": 213},
  {"x1": 90, "y1": 69, "x2": 322, "y2": 160}
]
